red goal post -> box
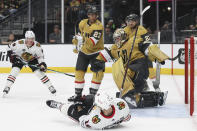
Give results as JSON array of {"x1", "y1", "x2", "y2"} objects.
[{"x1": 185, "y1": 36, "x2": 197, "y2": 116}]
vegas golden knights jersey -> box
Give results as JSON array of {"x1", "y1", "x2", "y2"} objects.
[
  {"x1": 124, "y1": 25, "x2": 148, "y2": 39},
  {"x1": 79, "y1": 19, "x2": 104, "y2": 54},
  {"x1": 110, "y1": 36, "x2": 145, "y2": 65}
]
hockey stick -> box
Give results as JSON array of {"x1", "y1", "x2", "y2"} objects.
[
  {"x1": 20, "y1": 61, "x2": 75, "y2": 77},
  {"x1": 120, "y1": 5, "x2": 151, "y2": 97},
  {"x1": 153, "y1": 31, "x2": 161, "y2": 91}
]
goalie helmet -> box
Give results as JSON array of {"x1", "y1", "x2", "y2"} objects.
[
  {"x1": 113, "y1": 28, "x2": 127, "y2": 48},
  {"x1": 94, "y1": 93, "x2": 113, "y2": 110}
]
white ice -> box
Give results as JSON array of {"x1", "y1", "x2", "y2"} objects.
[{"x1": 0, "y1": 73, "x2": 197, "y2": 131}]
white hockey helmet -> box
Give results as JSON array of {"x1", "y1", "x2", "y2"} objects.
[
  {"x1": 25, "y1": 30, "x2": 35, "y2": 39},
  {"x1": 94, "y1": 93, "x2": 114, "y2": 110}
]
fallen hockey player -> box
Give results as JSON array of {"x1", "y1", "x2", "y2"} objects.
[{"x1": 46, "y1": 93, "x2": 131, "y2": 129}]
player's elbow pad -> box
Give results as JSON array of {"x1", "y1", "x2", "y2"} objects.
[
  {"x1": 72, "y1": 38, "x2": 78, "y2": 45},
  {"x1": 99, "y1": 47, "x2": 114, "y2": 62},
  {"x1": 146, "y1": 44, "x2": 169, "y2": 63},
  {"x1": 138, "y1": 42, "x2": 151, "y2": 54},
  {"x1": 7, "y1": 50, "x2": 13, "y2": 58}
]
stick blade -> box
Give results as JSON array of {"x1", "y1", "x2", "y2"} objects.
[{"x1": 141, "y1": 5, "x2": 151, "y2": 16}]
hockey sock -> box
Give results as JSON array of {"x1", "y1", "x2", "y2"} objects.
[
  {"x1": 34, "y1": 70, "x2": 53, "y2": 88},
  {"x1": 75, "y1": 80, "x2": 84, "y2": 95},
  {"x1": 5, "y1": 67, "x2": 20, "y2": 88}
]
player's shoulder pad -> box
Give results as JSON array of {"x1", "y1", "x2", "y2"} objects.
[
  {"x1": 18, "y1": 39, "x2": 25, "y2": 44},
  {"x1": 36, "y1": 42, "x2": 41, "y2": 47},
  {"x1": 92, "y1": 20, "x2": 103, "y2": 30},
  {"x1": 138, "y1": 25, "x2": 148, "y2": 34},
  {"x1": 123, "y1": 26, "x2": 130, "y2": 32},
  {"x1": 110, "y1": 44, "x2": 118, "y2": 50},
  {"x1": 79, "y1": 19, "x2": 88, "y2": 30},
  {"x1": 33, "y1": 41, "x2": 41, "y2": 47}
]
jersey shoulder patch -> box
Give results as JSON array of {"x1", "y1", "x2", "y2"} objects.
[
  {"x1": 36, "y1": 43, "x2": 41, "y2": 47},
  {"x1": 18, "y1": 40, "x2": 24, "y2": 44},
  {"x1": 117, "y1": 101, "x2": 126, "y2": 110},
  {"x1": 92, "y1": 115, "x2": 101, "y2": 124}
]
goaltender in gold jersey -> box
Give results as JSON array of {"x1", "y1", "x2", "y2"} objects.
[
  {"x1": 91, "y1": 28, "x2": 169, "y2": 109},
  {"x1": 68, "y1": 6, "x2": 104, "y2": 102}
]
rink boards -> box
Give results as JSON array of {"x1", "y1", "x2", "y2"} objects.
[{"x1": 0, "y1": 44, "x2": 185, "y2": 75}]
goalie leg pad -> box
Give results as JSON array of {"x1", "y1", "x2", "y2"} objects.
[
  {"x1": 138, "y1": 91, "x2": 167, "y2": 108},
  {"x1": 128, "y1": 58, "x2": 149, "y2": 93},
  {"x1": 112, "y1": 58, "x2": 135, "y2": 96}
]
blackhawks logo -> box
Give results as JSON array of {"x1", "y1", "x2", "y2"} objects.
[
  {"x1": 92, "y1": 115, "x2": 101, "y2": 124},
  {"x1": 21, "y1": 52, "x2": 34, "y2": 61},
  {"x1": 117, "y1": 102, "x2": 125, "y2": 110}
]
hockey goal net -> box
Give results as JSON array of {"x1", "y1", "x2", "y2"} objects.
[{"x1": 185, "y1": 36, "x2": 197, "y2": 116}]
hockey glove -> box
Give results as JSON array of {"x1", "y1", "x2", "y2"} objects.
[
  {"x1": 90, "y1": 59, "x2": 105, "y2": 72},
  {"x1": 38, "y1": 62, "x2": 47, "y2": 72},
  {"x1": 74, "y1": 34, "x2": 83, "y2": 46},
  {"x1": 8, "y1": 51, "x2": 22, "y2": 64}
]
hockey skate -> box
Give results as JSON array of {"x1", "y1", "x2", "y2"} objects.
[
  {"x1": 68, "y1": 95, "x2": 83, "y2": 103},
  {"x1": 158, "y1": 91, "x2": 168, "y2": 106},
  {"x1": 2, "y1": 87, "x2": 10, "y2": 97},
  {"x1": 46, "y1": 100, "x2": 62, "y2": 109},
  {"x1": 48, "y1": 86, "x2": 56, "y2": 94}
]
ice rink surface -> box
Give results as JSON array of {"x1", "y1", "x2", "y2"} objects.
[{"x1": 0, "y1": 73, "x2": 197, "y2": 131}]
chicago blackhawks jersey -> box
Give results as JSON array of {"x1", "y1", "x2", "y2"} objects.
[
  {"x1": 79, "y1": 98, "x2": 131, "y2": 130},
  {"x1": 79, "y1": 19, "x2": 104, "y2": 55},
  {"x1": 7, "y1": 39, "x2": 44, "y2": 63}
]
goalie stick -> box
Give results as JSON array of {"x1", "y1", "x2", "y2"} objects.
[
  {"x1": 153, "y1": 31, "x2": 161, "y2": 91},
  {"x1": 120, "y1": 5, "x2": 151, "y2": 97}
]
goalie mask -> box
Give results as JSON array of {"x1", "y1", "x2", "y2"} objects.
[
  {"x1": 113, "y1": 28, "x2": 127, "y2": 48},
  {"x1": 94, "y1": 93, "x2": 114, "y2": 110}
]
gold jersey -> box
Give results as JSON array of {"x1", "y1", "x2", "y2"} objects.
[
  {"x1": 124, "y1": 25, "x2": 148, "y2": 39},
  {"x1": 110, "y1": 36, "x2": 145, "y2": 65},
  {"x1": 79, "y1": 19, "x2": 104, "y2": 54}
]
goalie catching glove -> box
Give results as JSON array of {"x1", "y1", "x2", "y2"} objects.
[{"x1": 38, "y1": 62, "x2": 47, "y2": 72}]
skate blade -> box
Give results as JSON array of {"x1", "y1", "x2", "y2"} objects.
[
  {"x1": 50, "y1": 92, "x2": 57, "y2": 97},
  {"x1": 163, "y1": 91, "x2": 168, "y2": 105},
  {"x1": 2, "y1": 92, "x2": 7, "y2": 98}
]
